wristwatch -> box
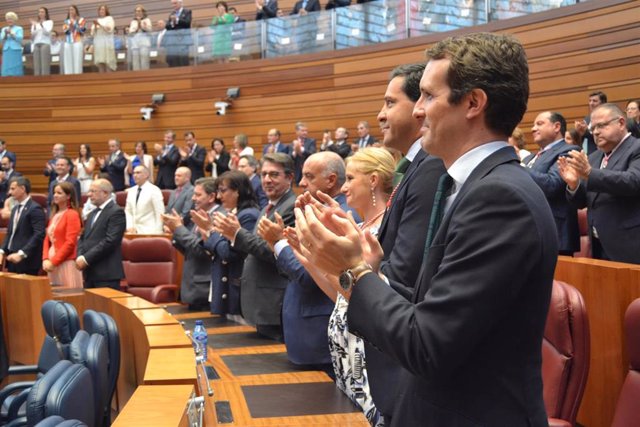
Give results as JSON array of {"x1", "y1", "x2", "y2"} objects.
[{"x1": 339, "y1": 262, "x2": 373, "y2": 291}]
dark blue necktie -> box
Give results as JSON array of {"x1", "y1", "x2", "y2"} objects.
[{"x1": 423, "y1": 173, "x2": 453, "y2": 261}]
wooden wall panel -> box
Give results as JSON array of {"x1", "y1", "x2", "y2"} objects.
[{"x1": 0, "y1": 0, "x2": 637, "y2": 196}]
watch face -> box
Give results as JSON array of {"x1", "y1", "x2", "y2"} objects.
[{"x1": 339, "y1": 271, "x2": 353, "y2": 290}]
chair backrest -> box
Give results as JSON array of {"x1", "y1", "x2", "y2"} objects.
[
  {"x1": 573, "y1": 208, "x2": 591, "y2": 258},
  {"x1": 30, "y1": 193, "x2": 49, "y2": 210},
  {"x1": 161, "y1": 189, "x2": 172, "y2": 206},
  {"x1": 38, "y1": 301, "x2": 81, "y2": 374},
  {"x1": 125, "y1": 237, "x2": 176, "y2": 301},
  {"x1": 542, "y1": 280, "x2": 590, "y2": 425},
  {"x1": 26, "y1": 360, "x2": 94, "y2": 427},
  {"x1": 69, "y1": 331, "x2": 109, "y2": 427},
  {"x1": 83, "y1": 310, "x2": 120, "y2": 427},
  {"x1": 611, "y1": 298, "x2": 640, "y2": 427},
  {"x1": 35, "y1": 415, "x2": 89, "y2": 427},
  {"x1": 114, "y1": 191, "x2": 127, "y2": 207}
]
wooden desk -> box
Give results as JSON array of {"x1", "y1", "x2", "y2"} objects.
[
  {"x1": 132, "y1": 308, "x2": 180, "y2": 326},
  {"x1": 145, "y1": 325, "x2": 192, "y2": 348},
  {"x1": 555, "y1": 257, "x2": 640, "y2": 427},
  {"x1": 111, "y1": 385, "x2": 192, "y2": 427},
  {"x1": 114, "y1": 296, "x2": 160, "y2": 310},
  {"x1": 84, "y1": 288, "x2": 132, "y2": 316},
  {"x1": 143, "y1": 348, "x2": 198, "y2": 388}
]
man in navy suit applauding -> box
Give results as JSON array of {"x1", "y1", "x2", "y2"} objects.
[
  {"x1": 292, "y1": 33, "x2": 558, "y2": 426},
  {"x1": 0, "y1": 177, "x2": 45, "y2": 275},
  {"x1": 559, "y1": 103, "x2": 640, "y2": 264}
]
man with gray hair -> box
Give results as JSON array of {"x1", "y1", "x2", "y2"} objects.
[
  {"x1": 99, "y1": 139, "x2": 127, "y2": 191},
  {"x1": 44, "y1": 143, "x2": 73, "y2": 185},
  {"x1": 165, "y1": 0, "x2": 192, "y2": 67},
  {"x1": 166, "y1": 166, "x2": 194, "y2": 217},
  {"x1": 76, "y1": 178, "x2": 126, "y2": 289},
  {"x1": 125, "y1": 165, "x2": 165, "y2": 234}
]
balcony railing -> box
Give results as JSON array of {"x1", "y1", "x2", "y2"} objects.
[{"x1": 9, "y1": 0, "x2": 586, "y2": 75}]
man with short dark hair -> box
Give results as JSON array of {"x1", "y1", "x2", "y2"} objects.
[
  {"x1": 0, "y1": 177, "x2": 45, "y2": 275},
  {"x1": 99, "y1": 139, "x2": 127, "y2": 192},
  {"x1": 216, "y1": 153, "x2": 296, "y2": 340},
  {"x1": 0, "y1": 139, "x2": 17, "y2": 167},
  {"x1": 294, "y1": 33, "x2": 557, "y2": 426},
  {"x1": 47, "y1": 157, "x2": 81, "y2": 206},
  {"x1": 524, "y1": 111, "x2": 580, "y2": 255},
  {"x1": 326, "y1": 127, "x2": 351, "y2": 158},
  {"x1": 575, "y1": 90, "x2": 608, "y2": 155},
  {"x1": 262, "y1": 128, "x2": 290, "y2": 155},
  {"x1": 76, "y1": 179, "x2": 126, "y2": 289},
  {"x1": 355, "y1": 120, "x2": 376, "y2": 149},
  {"x1": 0, "y1": 155, "x2": 21, "y2": 205},
  {"x1": 291, "y1": 121, "x2": 316, "y2": 184},
  {"x1": 163, "y1": 177, "x2": 222, "y2": 310},
  {"x1": 44, "y1": 143, "x2": 73, "y2": 185},
  {"x1": 179, "y1": 131, "x2": 206, "y2": 182},
  {"x1": 559, "y1": 103, "x2": 640, "y2": 264},
  {"x1": 154, "y1": 130, "x2": 181, "y2": 189},
  {"x1": 238, "y1": 155, "x2": 267, "y2": 208}
]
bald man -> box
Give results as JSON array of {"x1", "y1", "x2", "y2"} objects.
[
  {"x1": 166, "y1": 166, "x2": 194, "y2": 217},
  {"x1": 125, "y1": 165, "x2": 164, "y2": 234}
]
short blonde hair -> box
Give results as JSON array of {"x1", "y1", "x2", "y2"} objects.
[
  {"x1": 5, "y1": 12, "x2": 18, "y2": 21},
  {"x1": 345, "y1": 147, "x2": 395, "y2": 196},
  {"x1": 510, "y1": 127, "x2": 525, "y2": 149}
]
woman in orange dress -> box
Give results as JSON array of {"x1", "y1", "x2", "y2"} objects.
[{"x1": 42, "y1": 181, "x2": 83, "y2": 288}]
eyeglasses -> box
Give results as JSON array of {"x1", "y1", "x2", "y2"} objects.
[
  {"x1": 261, "y1": 171, "x2": 282, "y2": 179},
  {"x1": 217, "y1": 187, "x2": 229, "y2": 193},
  {"x1": 591, "y1": 117, "x2": 621, "y2": 131}
]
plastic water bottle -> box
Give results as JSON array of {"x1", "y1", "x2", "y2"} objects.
[{"x1": 193, "y1": 320, "x2": 208, "y2": 360}]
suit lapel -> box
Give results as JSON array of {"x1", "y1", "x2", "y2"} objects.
[
  {"x1": 379, "y1": 149, "x2": 427, "y2": 238},
  {"x1": 604, "y1": 136, "x2": 634, "y2": 171},
  {"x1": 86, "y1": 201, "x2": 111, "y2": 237}
]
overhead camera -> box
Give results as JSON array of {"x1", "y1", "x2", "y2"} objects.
[
  {"x1": 140, "y1": 106, "x2": 155, "y2": 121},
  {"x1": 215, "y1": 101, "x2": 230, "y2": 116}
]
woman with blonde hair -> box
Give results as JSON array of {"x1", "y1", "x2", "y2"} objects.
[
  {"x1": 42, "y1": 181, "x2": 83, "y2": 288},
  {"x1": 1, "y1": 12, "x2": 24, "y2": 77},
  {"x1": 508, "y1": 127, "x2": 530, "y2": 161},
  {"x1": 91, "y1": 4, "x2": 116, "y2": 72}
]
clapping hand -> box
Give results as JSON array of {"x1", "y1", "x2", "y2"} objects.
[
  {"x1": 161, "y1": 209, "x2": 184, "y2": 233},
  {"x1": 257, "y1": 213, "x2": 285, "y2": 250},
  {"x1": 213, "y1": 211, "x2": 241, "y2": 241}
]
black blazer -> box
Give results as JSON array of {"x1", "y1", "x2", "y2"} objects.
[
  {"x1": 1, "y1": 198, "x2": 45, "y2": 274},
  {"x1": 366, "y1": 149, "x2": 445, "y2": 416},
  {"x1": 327, "y1": 141, "x2": 351, "y2": 159},
  {"x1": 567, "y1": 135, "x2": 640, "y2": 263},
  {"x1": 291, "y1": 0, "x2": 321, "y2": 14},
  {"x1": 154, "y1": 145, "x2": 180, "y2": 190},
  {"x1": 355, "y1": 134, "x2": 376, "y2": 148},
  {"x1": 293, "y1": 137, "x2": 316, "y2": 184},
  {"x1": 47, "y1": 176, "x2": 82, "y2": 206},
  {"x1": 166, "y1": 8, "x2": 192, "y2": 31},
  {"x1": 101, "y1": 152, "x2": 127, "y2": 192},
  {"x1": 180, "y1": 145, "x2": 206, "y2": 182},
  {"x1": 0, "y1": 170, "x2": 22, "y2": 205},
  {"x1": 250, "y1": 174, "x2": 268, "y2": 209},
  {"x1": 205, "y1": 151, "x2": 230, "y2": 178},
  {"x1": 256, "y1": 0, "x2": 278, "y2": 20},
  {"x1": 78, "y1": 200, "x2": 126, "y2": 282},
  {"x1": 523, "y1": 140, "x2": 580, "y2": 254},
  {"x1": 349, "y1": 147, "x2": 557, "y2": 426}
]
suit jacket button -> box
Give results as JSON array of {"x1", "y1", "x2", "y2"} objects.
[
  {"x1": 221, "y1": 293, "x2": 227, "y2": 299},
  {"x1": 221, "y1": 277, "x2": 228, "y2": 282},
  {"x1": 221, "y1": 260, "x2": 228, "y2": 265}
]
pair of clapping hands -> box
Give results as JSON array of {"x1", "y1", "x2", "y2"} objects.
[
  {"x1": 557, "y1": 150, "x2": 591, "y2": 190},
  {"x1": 161, "y1": 208, "x2": 241, "y2": 241}
]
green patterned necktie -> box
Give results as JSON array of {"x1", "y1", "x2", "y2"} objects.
[
  {"x1": 423, "y1": 173, "x2": 453, "y2": 262},
  {"x1": 392, "y1": 156, "x2": 411, "y2": 187}
]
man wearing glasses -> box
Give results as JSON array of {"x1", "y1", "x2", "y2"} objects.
[
  {"x1": 559, "y1": 103, "x2": 640, "y2": 264},
  {"x1": 220, "y1": 153, "x2": 296, "y2": 340}
]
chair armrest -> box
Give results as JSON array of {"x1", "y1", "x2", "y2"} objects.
[
  {"x1": 5, "y1": 416, "x2": 28, "y2": 427},
  {"x1": 0, "y1": 381, "x2": 35, "y2": 409},
  {"x1": 150, "y1": 284, "x2": 178, "y2": 303},
  {"x1": 8, "y1": 365, "x2": 38, "y2": 375},
  {"x1": 548, "y1": 418, "x2": 572, "y2": 427},
  {"x1": 7, "y1": 388, "x2": 30, "y2": 420}
]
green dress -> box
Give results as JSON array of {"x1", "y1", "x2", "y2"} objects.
[{"x1": 211, "y1": 13, "x2": 234, "y2": 58}]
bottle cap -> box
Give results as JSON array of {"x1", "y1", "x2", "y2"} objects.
[{"x1": 195, "y1": 320, "x2": 203, "y2": 325}]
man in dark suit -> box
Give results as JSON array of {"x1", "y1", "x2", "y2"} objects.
[
  {"x1": 163, "y1": 177, "x2": 221, "y2": 310},
  {"x1": 291, "y1": 122, "x2": 316, "y2": 184},
  {"x1": 326, "y1": 127, "x2": 351, "y2": 159},
  {"x1": 355, "y1": 121, "x2": 376, "y2": 149},
  {"x1": 179, "y1": 131, "x2": 206, "y2": 183},
  {"x1": 294, "y1": 33, "x2": 557, "y2": 426},
  {"x1": 0, "y1": 139, "x2": 17, "y2": 167},
  {"x1": 256, "y1": 0, "x2": 278, "y2": 20},
  {"x1": 262, "y1": 129, "x2": 291, "y2": 156},
  {"x1": 259, "y1": 152, "x2": 347, "y2": 369},
  {"x1": 76, "y1": 179, "x2": 126, "y2": 289},
  {"x1": 165, "y1": 0, "x2": 192, "y2": 67},
  {"x1": 99, "y1": 139, "x2": 127, "y2": 192},
  {"x1": 154, "y1": 130, "x2": 181, "y2": 190},
  {"x1": 43, "y1": 143, "x2": 73, "y2": 185},
  {"x1": 0, "y1": 177, "x2": 45, "y2": 275},
  {"x1": 291, "y1": 0, "x2": 320, "y2": 14},
  {"x1": 166, "y1": 167, "x2": 194, "y2": 217},
  {"x1": 219, "y1": 153, "x2": 296, "y2": 341},
  {"x1": 575, "y1": 91, "x2": 607, "y2": 155},
  {"x1": 0, "y1": 155, "x2": 21, "y2": 205},
  {"x1": 559, "y1": 103, "x2": 640, "y2": 264},
  {"x1": 364, "y1": 63, "x2": 446, "y2": 419},
  {"x1": 238, "y1": 155, "x2": 268, "y2": 209},
  {"x1": 47, "y1": 157, "x2": 81, "y2": 206},
  {"x1": 524, "y1": 111, "x2": 580, "y2": 255}
]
